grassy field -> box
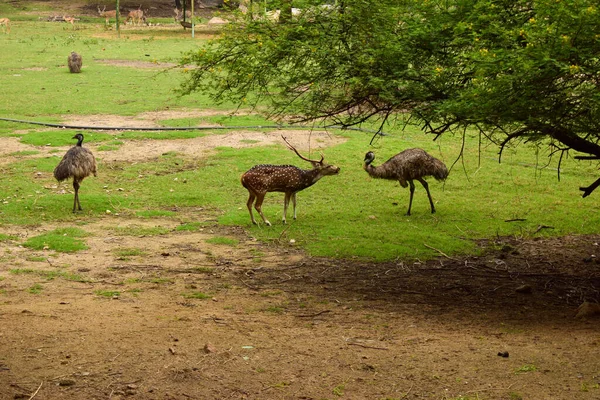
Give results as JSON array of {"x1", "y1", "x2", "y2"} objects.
[{"x1": 0, "y1": 5, "x2": 598, "y2": 262}]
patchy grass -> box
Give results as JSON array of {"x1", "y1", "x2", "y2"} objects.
[
  {"x1": 0, "y1": 13, "x2": 598, "y2": 264},
  {"x1": 113, "y1": 248, "x2": 147, "y2": 258},
  {"x1": 95, "y1": 290, "x2": 120, "y2": 298},
  {"x1": 110, "y1": 225, "x2": 171, "y2": 237},
  {"x1": 23, "y1": 227, "x2": 90, "y2": 253},
  {"x1": 182, "y1": 291, "x2": 211, "y2": 299},
  {"x1": 136, "y1": 210, "x2": 177, "y2": 218},
  {"x1": 205, "y1": 236, "x2": 239, "y2": 246},
  {"x1": 9, "y1": 268, "x2": 89, "y2": 282}
]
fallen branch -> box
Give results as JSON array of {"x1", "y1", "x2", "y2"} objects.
[
  {"x1": 534, "y1": 225, "x2": 554, "y2": 234},
  {"x1": 295, "y1": 310, "x2": 331, "y2": 318},
  {"x1": 28, "y1": 381, "x2": 43, "y2": 400},
  {"x1": 347, "y1": 342, "x2": 389, "y2": 350},
  {"x1": 423, "y1": 243, "x2": 457, "y2": 260}
]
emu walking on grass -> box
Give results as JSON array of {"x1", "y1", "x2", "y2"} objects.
[
  {"x1": 54, "y1": 133, "x2": 97, "y2": 213},
  {"x1": 363, "y1": 149, "x2": 448, "y2": 215}
]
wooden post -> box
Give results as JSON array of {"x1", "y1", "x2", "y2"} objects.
[
  {"x1": 191, "y1": 0, "x2": 194, "y2": 38},
  {"x1": 116, "y1": 0, "x2": 120, "y2": 37}
]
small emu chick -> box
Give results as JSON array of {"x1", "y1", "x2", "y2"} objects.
[
  {"x1": 54, "y1": 133, "x2": 97, "y2": 213},
  {"x1": 68, "y1": 51, "x2": 82, "y2": 73},
  {"x1": 363, "y1": 149, "x2": 448, "y2": 215}
]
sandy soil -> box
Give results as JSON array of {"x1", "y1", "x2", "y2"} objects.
[{"x1": 0, "y1": 110, "x2": 599, "y2": 400}]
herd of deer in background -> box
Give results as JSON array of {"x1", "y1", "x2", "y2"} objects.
[{"x1": 55, "y1": 134, "x2": 449, "y2": 221}]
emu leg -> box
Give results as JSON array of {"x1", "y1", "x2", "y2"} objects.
[
  {"x1": 254, "y1": 193, "x2": 271, "y2": 226},
  {"x1": 246, "y1": 192, "x2": 257, "y2": 225},
  {"x1": 406, "y1": 180, "x2": 415, "y2": 216},
  {"x1": 417, "y1": 178, "x2": 436, "y2": 213},
  {"x1": 72, "y1": 180, "x2": 81, "y2": 213}
]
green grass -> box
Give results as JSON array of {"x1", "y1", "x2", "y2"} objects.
[
  {"x1": 136, "y1": 210, "x2": 177, "y2": 218},
  {"x1": 205, "y1": 236, "x2": 239, "y2": 246},
  {"x1": 110, "y1": 226, "x2": 171, "y2": 236},
  {"x1": 28, "y1": 283, "x2": 43, "y2": 294},
  {"x1": 0, "y1": 234, "x2": 18, "y2": 242},
  {"x1": 182, "y1": 291, "x2": 211, "y2": 299},
  {"x1": 176, "y1": 221, "x2": 205, "y2": 231},
  {"x1": 95, "y1": 290, "x2": 120, "y2": 298},
  {"x1": 10, "y1": 268, "x2": 88, "y2": 282},
  {"x1": 515, "y1": 364, "x2": 538, "y2": 374},
  {"x1": 0, "y1": 12, "x2": 598, "y2": 262},
  {"x1": 23, "y1": 227, "x2": 90, "y2": 253}
]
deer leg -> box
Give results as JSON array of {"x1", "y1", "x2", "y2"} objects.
[
  {"x1": 283, "y1": 192, "x2": 291, "y2": 224},
  {"x1": 417, "y1": 178, "x2": 436, "y2": 213},
  {"x1": 291, "y1": 192, "x2": 297, "y2": 220},
  {"x1": 246, "y1": 192, "x2": 257, "y2": 225},
  {"x1": 254, "y1": 193, "x2": 271, "y2": 226},
  {"x1": 406, "y1": 180, "x2": 415, "y2": 216},
  {"x1": 72, "y1": 180, "x2": 81, "y2": 213}
]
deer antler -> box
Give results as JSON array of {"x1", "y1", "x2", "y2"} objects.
[{"x1": 281, "y1": 135, "x2": 324, "y2": 164}]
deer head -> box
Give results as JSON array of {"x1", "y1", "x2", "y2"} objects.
[{"x1": 241, "y1": 135, "x2": 340, "y2": 226}]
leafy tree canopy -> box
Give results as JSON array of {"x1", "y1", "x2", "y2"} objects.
[{"x1": 179, "y1": 0, "x2": 600, "y2": 196}]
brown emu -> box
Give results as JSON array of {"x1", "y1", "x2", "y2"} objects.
[
  {"x1": 241, "y1": 136, "x2": 340, "y2": 226},
  {"x1": 68, "y1": 51, "x2": 82, "y2": 73},
  {"x1": 363, "y1": 149, "x2": 448, "y2": 215},
  {"x1": 54, "y1": 133, "x2": 97, "y2": 213}
]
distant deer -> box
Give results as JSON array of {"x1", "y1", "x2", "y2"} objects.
[
  {"x1": 241, "y1": 136, "x2": 340, "y2": 226},
  {"x1": 174, "y1": 7, "x2": 192, "y2": 22},
  {"x1": 63, "y1": 15, "x2": 77, "y2": 28},
  {"x1": 0, "y1": 18, "x2": 10, "y2": 34},
  {"x1": 125, "y1": 9, "x2": 147, "y2": 26},
  {"x1": 97, "y1": 5, "x2": 118, "y2": 25}
]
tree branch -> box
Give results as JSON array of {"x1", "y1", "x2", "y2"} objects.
[{"x1": 580, "y1": 177, "x2": 600, "y2": 198}]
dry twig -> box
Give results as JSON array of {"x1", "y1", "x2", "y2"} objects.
[{"x1": 28, "y1": 381, "x2": 43, "y2": 400}]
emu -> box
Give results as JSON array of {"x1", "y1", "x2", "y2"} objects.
[
  {"x1": 363, "y1": 149, "x2": 448, "y2": 215},
  {"x1": 68, "y1": 51, "x2": 82, "y2": 73},
  {"x1": 241, "y1": 136, "x2": 340, "y2": 226},
  {"x1": 54, "y1": 133, "x2": 97, "y2": 213}
]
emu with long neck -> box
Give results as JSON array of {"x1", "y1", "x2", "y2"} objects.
[
  {"x1": 54, "y1": 133, "x2": 97, "y2": 213},
  {"x1": 363, "y1": 148, "x2": 448, "y2": 215}
]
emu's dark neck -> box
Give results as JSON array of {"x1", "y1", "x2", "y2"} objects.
[{"x1": 76, "y1": 138, "x2": 84, "y2": 147}]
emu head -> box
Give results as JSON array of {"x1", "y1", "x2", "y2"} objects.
[
  {"x1": 72, "y1": 133, "x2": 85, "y2": 146},
  {"x1": 364, "y1": 151, "x2": 375, "y2": 166}
]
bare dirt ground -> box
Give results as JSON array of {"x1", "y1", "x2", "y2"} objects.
[{"x1": 0, "y1": 110, "x2": 599, "y2": 400}]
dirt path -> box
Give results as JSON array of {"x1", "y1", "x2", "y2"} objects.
[{"x1": 1, "y1": 207, "x2": 599, "y2": 400}]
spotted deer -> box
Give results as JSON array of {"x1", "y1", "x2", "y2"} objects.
[
  {"x1": 241, "y1": 136, "x2": 340, "y2": 226},
  {"x1": 174, "y1": 7, "x2": 192, "y2": 22},
  {"x1": 63, "y1": 15, "x2": 76, "y2": 28},
  {"x1": 125, "y1": 9, "x2": 147, "y2": 26},
  {"x1": 97, "y1": 5, "x2": 118, "y2": 25},
  {"x1": 0, "y1": 18, "x2": 10, "y2": 34}
]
